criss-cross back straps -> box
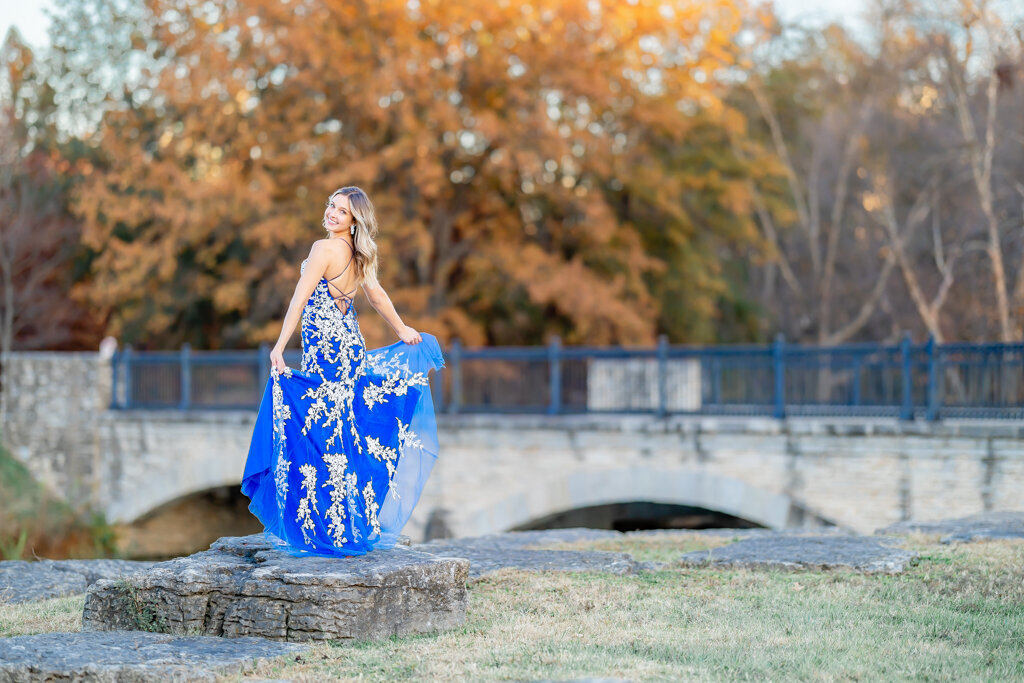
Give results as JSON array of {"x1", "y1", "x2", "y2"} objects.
[{"x1": 323, "y1": 240, "x2": 358, "y2": 310}]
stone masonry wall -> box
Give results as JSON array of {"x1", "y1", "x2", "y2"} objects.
[{"x1": 1, "y1": 351, "x2": 112, "y2": 509}]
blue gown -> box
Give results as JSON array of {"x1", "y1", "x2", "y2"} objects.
[{"x1": 242, "y1": 257, "x2": 445, "y2": 557}]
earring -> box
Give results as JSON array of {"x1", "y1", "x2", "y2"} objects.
[{"x1": 350, "y1": 223, "x2": 356, "y2": 236}]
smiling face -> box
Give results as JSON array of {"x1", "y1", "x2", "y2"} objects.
[{"x1": 323, "y1": 192, "x2": 355, "y2": 235}]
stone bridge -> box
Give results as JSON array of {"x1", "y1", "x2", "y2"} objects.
[{"x1": 3, "y1": 352, "x2": 1023, "y2": 547}]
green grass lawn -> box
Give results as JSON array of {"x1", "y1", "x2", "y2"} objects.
[{"x1": 2, "y1": 534, "x2": 1022, "y2": 681}]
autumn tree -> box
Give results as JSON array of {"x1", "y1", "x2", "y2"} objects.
[
  {"x1": 0, "y1": 28, "x2": 102, "y2": 362},
  {"x1": 61, "y1": 0, "x2": 762, "y2": 349}
]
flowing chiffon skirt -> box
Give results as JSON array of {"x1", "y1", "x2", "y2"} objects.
[{"x1": 241, "y1": 266, "x2": 444, "y2": 557}]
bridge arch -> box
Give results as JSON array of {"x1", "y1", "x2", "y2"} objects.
[
  {"x1": 454, "y1": 468, "x2": 833, "y2": 537},
  {"x1": 111, "y1": 482, "x2": 261, "y2": 559},
  {"x1": 107, "y1": 458, "x2": 245, "y2": 524}
]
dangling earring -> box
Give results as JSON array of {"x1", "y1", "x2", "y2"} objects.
[{"x1": 350, "y1": 223, "x2": 356, "y2": 236}]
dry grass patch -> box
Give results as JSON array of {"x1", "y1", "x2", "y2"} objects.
[
  {"x1": 0, "y1": 594, "x2": 84, "y2": 637},
  {"x1": 523, "y1": 531, "x2": 736, "y2": 563},
  {"x1": 911, "y1": 538, "x2": 1024, "y2": 605}
]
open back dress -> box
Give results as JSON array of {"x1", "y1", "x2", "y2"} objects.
[{"x1": 241, "y1": 247, "x2": 445, "y2": 556}]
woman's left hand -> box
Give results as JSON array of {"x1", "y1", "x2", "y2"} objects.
[{"x1": 398, "y1": 325, "x2": 422, "y2": 344}]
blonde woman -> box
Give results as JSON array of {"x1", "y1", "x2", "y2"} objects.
[{"x1": 242, "y1": 186, "x2": 445, "y2": 557}]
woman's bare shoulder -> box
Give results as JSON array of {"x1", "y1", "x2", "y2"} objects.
[
  {"x1": 309, "y1": 238, "x2": 353, "y2": 255},
  {"x1": 307, "y1": 239, "x2": 341, "y2": 261}
]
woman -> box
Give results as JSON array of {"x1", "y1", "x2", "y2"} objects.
[{"x1": 242, "y1": 186, "x2": 445, "y2": 557}]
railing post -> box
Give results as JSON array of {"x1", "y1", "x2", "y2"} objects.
[
  {"x1": 548, "y1": 334, "x2": 561, "y2": 415},
  {"x1": 123, "y1": 343, "x2": 133, "y2": 409},
  {"x1": 900, "y1": 331, "x2": 913, "y2": 420},
  {"x1": 110, "y1": 348, "x2": 120, "y2": 409},
  {"x1": 449, "y1": 338, "x2": 462, "y2": 414},
  {"x1": 258, "y1": 342, "x2": 269, "y2": 390},
  {"x1": 711, "y1": 356, "x2": 721, "y2": 406},
  {"x1": 852, "y1": 355, "x2": 862, "y2": 407},
  {"x1": 772, "y1": 333, "x2": 785, "y2": 419},
  {"x1": 180, "y1": 342, "x2": 192, "y2": 410},
  {"x1": 926, "y1": 333, "x2": 938, "y2": 421},
  {"x1": 657, "y1": 334, "x2": 668, "y2": 416}
]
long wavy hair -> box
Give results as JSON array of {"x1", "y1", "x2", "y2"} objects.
[{"x1": 321, "y1": 186, "x2": 380, "y2": 288}]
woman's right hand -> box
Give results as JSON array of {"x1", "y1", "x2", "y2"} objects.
[
  {"x1": 398, "y1": 325, "x2": 422, "y2": 344},
  {"x1": 270, "y1": 346, "x2": 286, "y2": 374}
]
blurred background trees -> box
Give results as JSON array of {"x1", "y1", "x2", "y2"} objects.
[
  {"x1": 0, "y1": 27, "x2": 105, "y2": 357},
  {"x1": 1, "y1": 0, "x2": 1022, "y2": 351}
]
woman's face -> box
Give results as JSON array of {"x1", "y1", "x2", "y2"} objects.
[{"x1": 324, "y1": 193, "x2": 355, "y2": 236}]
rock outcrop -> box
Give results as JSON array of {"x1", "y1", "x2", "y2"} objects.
[
  {"x1": 0, "y1": 631, "x2": 306, "y2": 683},
  {"x1": 680, "y1": 535, "x2": 918, "y2": 574},
  {"x1": 0, "y1": 558, "x2": 155, "y2": 605},
  {"x1": 81, "y1": 534, "x2": 469, "y2": 642},
  {"x1": 877, "y1": 511, "x2": 1024, "y2": 544},
  {"x1": 412, "y1": 528, "x2": 639, "y2": 580}
]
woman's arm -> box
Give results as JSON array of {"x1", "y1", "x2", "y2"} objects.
[
  {"x1": 363, "y1": 279, "x2": 421, "y2": 344},
  {"x1": 272, "y1": 243, "x2": 329, "y2": 356}
]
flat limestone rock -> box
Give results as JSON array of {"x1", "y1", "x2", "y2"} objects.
[
  {"x1": 0, "y1": 630, "x2": 305, "y2": 683},
  {"x1": 877, "y1": 511, "x2": 1024, "y2": 544},
  {"x1": 0, "y1": 558, "x2": 156, "y2": 605},
  {"x1": 679, "y1": 535, "x2": 918, "y2": 574},
  {"x1": 457, "y1": 528, "x2": 628, "y2": 547},
  {"x1": 625, "y1": 527, "x2": 852, "y2": 539},
  {"x1": 81, "y1": 534, "x2": 469, "y2": 642},
  {"x1": 413, "y1": 528, "x2": 639, "y2": 580}
]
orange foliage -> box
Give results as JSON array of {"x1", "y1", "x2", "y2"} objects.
[{"x1": 70, "y1": 0, "x2": 752, "y2": 348}]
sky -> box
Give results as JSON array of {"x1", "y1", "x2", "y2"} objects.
[
  {"x1": 2, "y1": 0, "x2": 868, "y2": 53},
  {"x1": 1, "y1": 1, "x2": 58, "y2": 51}
]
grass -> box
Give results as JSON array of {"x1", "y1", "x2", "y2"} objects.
[
  {"x1": 110, "y1": 578, "x2": 170, "y2": 633},
  {"x1": 1, "y1": 534, "x2": 1022, "y2": 681},
  {"x1": 0, "y1": 594, "x2": 85, "y2": 637}
]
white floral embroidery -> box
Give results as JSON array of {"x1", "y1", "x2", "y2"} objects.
[
  {"x1": 363, "y1": 480, "x2": 381, "y2": 538},
  {"x1": 362, "y1": 382, "x2": 390, "y2": 410},
  {"x1": 272, "y1": 257, "x2": 435, "y2": 550},
  {"x1": 344, "y1": 471, "x2": 362, "y2": 542},
  {"x1": 295, "y1": 463, "x2": 319, "y2": 545},
  {"x1": 321, "y1": 451, "x2": 349, "y2": 546},
  {"x1": 272, "y1": 374, "x2": 292, "y2": 504},
  {"x1": 366, "y1": 435, "x2": 400, "y2": 491},
  {"x1": 367, "y1": 352, "x2": 411, "y2": 376},
  {"x1": 361, "y1": 366, "x2": 429, "y2": 411},
  {"x1": 397, "y1": 419, "x2": 423, "y2": 452},
  {"x1": 300, "y1": 380, "x2": 355, "y2": 451},
  {"x1": 365, "y1": 436, "x2": 398, "y2": 463}
]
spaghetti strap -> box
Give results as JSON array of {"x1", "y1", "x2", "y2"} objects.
[{"x1": 325, "y1": 240, "x2": 355, "y2": 283}]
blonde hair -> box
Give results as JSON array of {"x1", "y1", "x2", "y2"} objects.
[{"x1": 321, "y1": 186, "x2": 380, "y2": 288}]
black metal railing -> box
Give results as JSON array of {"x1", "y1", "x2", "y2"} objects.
[{"x1": 108, "y1": 334, "x2": 1024, "y2": 420}]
